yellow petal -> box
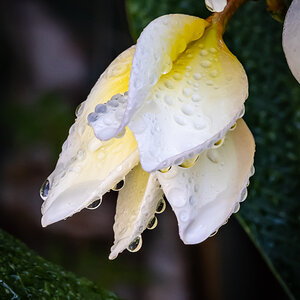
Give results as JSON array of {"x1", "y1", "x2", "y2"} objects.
[
  {"x1": 129, "y1": 24, "x2": 248, "y2": 171},
  {"x1": 41, "y1": 46, "x2": 139, "y2": 227},
  {"x1": 157, "y1": 119, "x2": 255, "y2": 244},
  {"x1": 109, "y1": 164, "x2": 163, "y2": 260},
  {"x1": 89, "y1": 14, "x2": 209, "y2": 141}
]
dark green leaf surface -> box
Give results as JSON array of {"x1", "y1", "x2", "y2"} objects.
[
  {"x1": 126, "y1": 1, "x2": 300, "y2": 299},
  {"x1": 0, "y1": 229, "x2": 121, "y2": 300}
]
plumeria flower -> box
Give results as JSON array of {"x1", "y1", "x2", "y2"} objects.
[
  {"x1": 283, "y1": 0, "x2": 300, "y2": 84},
  {"x1": 40, "y1": 14, "x2": 255, "y2": 259}
]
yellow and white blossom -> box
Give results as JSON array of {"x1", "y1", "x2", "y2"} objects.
[{"x1": 40, "y1": 14, "x2": 255, "y2": 259}]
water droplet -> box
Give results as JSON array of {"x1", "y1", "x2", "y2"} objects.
[
  {"x1": 240, "y1": 188, "x2": 248, "y2": 202},
  {"x1": 207, "y1": 150, "x2": 219, "y2": 163},
  {"x1": 159, "y1": 166, "x2": 171, "y2": 173},
  {"x1": 109, "y1": 100, "x2": 119, "y2": 108},
  {"x1": 164, "y1": 95, "x2": 173, "y2": 105},
  {"x1": 193, "y1": 73, "x2": 202, "y2": 80},
  {"x1": 200, "y1": 49, "x2": 208, "y2": 56},
  {"x1": 250, "y1": 165, "x2": 255, "y2": 176},
  {"x1": 183, "y1": 87, "x2": 192, "y2": 97},
  {"x1": 233, "y1": 202, "x2": 240, "y2": 213},
  {"x1": 156, "y1": 198, "x2": 166, "y2": 214},
  {"x1": 229, "y1": 122, "x2": 237, "y2": 131},
  {"x1": 239, "y1": 106, "x2": 245, "y2": 117},
  {"x1": 40, "y1": 179, "x2": 50, "y2": 200},
  {"x1": 213, "y1": 138, "x2": 224, "y2": 148},
  {"x1": 77, "y1": 149, "x2": 86, "y2": 160},
  {"x1": 206, "y1": 80, "x2": 213, "y2": 86},
  {"x1": 173, "y1": 73, "x2": 182, "y2": 80},
  {"x1": 186, "y1": 66, "x2": 192, "y2": 71},
  {"x1": 192, "y1": 94, "x2": 201, "y2": 102},
  {"x1": 95, "y1": 104, "x2": 107, "y2": 113},
  {"x1": 209, "y1": 47, "x2": 217, "y2": 53},
  {"x1": 88, "y1": 112, "x2": 98, "y2": 123},
  {"x1": 127, "y1": 235, "x2": 142, "y2": 252},
  {"x1": 210, "y1": 70, "x2": 218, "y2": 77},
  {"x1": 179, "y1": 155, "x2": 199, "y2": 168},
  {"x1": 181, "y1": 104, "x2": 194, "y2": 116},
  {"x1": 201, "y1": 60, "x2": 211, "y2": 68},
  {"x1": 87, "y1": 198, "x2": 102, "y2": 210},
  {"x1": 75, "y1": 102, "x2": 84, "y2": 117},
  {"x1": 210, "y1": 230, "x2": 218, "y2": 237},
  {"x1": 179, "y1": 211, "x2": 189, "y2": 222},
  {"x1": 193, "y1": 118, "x2": 206, "y2": 130},
  {"x1": 174, "y1": 115, "x2": 186, "y2": 126},
  {"x1": 147, "y1": 216, "x2": 158, "y2": 230},
  {"x1": 165, "y1": 80, "x2": 174, "y2": 89},
  {"x1": 112, "y1": 179, "x2": 125, "y2": 191}
]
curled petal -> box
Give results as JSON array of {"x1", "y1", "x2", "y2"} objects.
[
  {"x1": 41, "y1": 47, "x2": 139, "y2": 227},
  {"x1": 283, "y1": 0, "x2": 300, "y2": 83},
  {"x1": 89, "y1": 14, "x2": 209, "y2": 141},
  {"x1": 130, "y1": 24, "x2": 247, "y2": 172},
  {"x1": 157, "y1": 119, "x2": 255, "y2": 244},
  {"x1": 205, "y1": 0, "x2": 227, "y2": 12},
  {"x1": 109, "y1": 165, "x2": 163, "y2": 260}
]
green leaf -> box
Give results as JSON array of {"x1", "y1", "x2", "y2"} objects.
[
  {"x1": 0, "y1": 229, "x2": 122, "y2": 300},
  {"x1": 126, "y1": 1, "x2": 300, "y2": 299}
]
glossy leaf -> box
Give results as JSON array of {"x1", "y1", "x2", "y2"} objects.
[{"x1": 0, "y1": 229, "x2": 121, "y2": 300}]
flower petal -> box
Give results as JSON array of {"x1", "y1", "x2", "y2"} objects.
[
  {"x1": 205, "y1": 0, "x2": 227, "y2": 12},
  {"x1": 41, "y1": 46, "x2": 139, "y2": 227},
  {"x1": 131, "y1": 25, "x2": 247, "y2": 172},
  {"x1": 109, "y1": 164, "x2": 163, "y2": 260},
  {"x1": 89, "y1": 14, "x2": 209, "y2": 141},
  {"x1": 283, "y1": 0, "x2": 300, "y2": 84},
  {"x1": 157, "y1": 119, "x2": 255, "y2": 244}
]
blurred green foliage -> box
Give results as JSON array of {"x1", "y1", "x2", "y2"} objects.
[
  {"x1": 0, "y1": 229, "x2": 122, "y2": 300},
  {"x1": 3, "y1": 93, "x2": 74, "y2": 158},
  {"x1": 126, "y1": 0, "x2": 300, "y2": 299}
]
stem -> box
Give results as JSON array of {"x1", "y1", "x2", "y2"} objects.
[{"x1": 210, "y1": 0, "x2": 248, "y2": 34}]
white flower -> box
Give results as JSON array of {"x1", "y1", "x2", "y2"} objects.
[
  {"x1": 40, "y1": 14, "x2": 255, "y2": 259},
  {"x1": 283, "y1": 0, "x2": 300, "y2": 84}
]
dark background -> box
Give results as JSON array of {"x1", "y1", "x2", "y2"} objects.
[{"x1": 0, "y1": 0, "x2": 294, "y2": 299}]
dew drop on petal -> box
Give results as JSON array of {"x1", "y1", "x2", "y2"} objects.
[
  {"x1": 240, "y1": 188, "x2": 248, "y2": 202},
  {"x1": 207, "y1": 150, "x2": 219, "y2": 163},
  {"x1": 87, "y1": 198, "x2": 102, "y2": 210},
  {"x1": 183, "y1": 87, "x2": 192, "y2": 97},
  {"x1": 147, "y1": 216, "x2": 158, "y2": 230},
  {"x1": 229, "y1": 122, "x2": 237, "y2": 131},
  {"x1": 210, "y1": 230, "x2": 218, "y2": 237},
  {"x1": 159, "y1": 166, "x2": 171, "y2": 173},
  {"x1": 250, "y1": 165, "x2": 255, "y2": 176},
  {"x1": 127, "y1": 235, "x2": 142, "y2": 252},
  {"x1": 233, "y1": 202, "x2": 240, "y2": 213},
  {"x1": 156, "y1": 198, "x2": 166, "y2": 214},
  {"x1": 201, "y1": 60, "x2": 212, "y2": 68},
  {"x1": 213, "y1": 138, "x2": 224, "y2": 148},
  {"x1": 112, "y1": 179, "x2": 125, "y2": 191},
  {"x1": 75, "y1": 102, "x2": 84, "y2": 117},
  {"x1": 40, "y1": 179, "x2": 50, "y2": 200},
  {"x1": 200, "y1": 49, "x2": 208, "y2": 56}
]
